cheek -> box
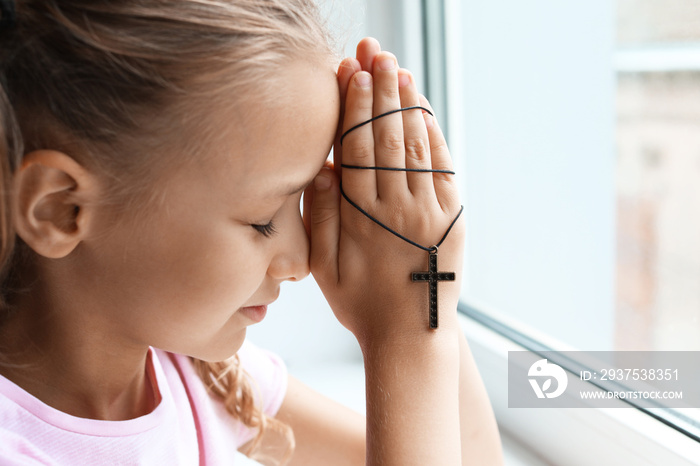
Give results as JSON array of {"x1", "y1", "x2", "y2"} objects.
[
  {"x1": 90, "y1": 216, "x2": 269, "y2": 329},
  {"x1": 143, "y1": 225, "x2": 266, "y2": 311}
]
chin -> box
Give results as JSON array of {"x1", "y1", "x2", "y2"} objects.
[{"x1": 187, "y1": 328, "x2": 247, "y2": 363}]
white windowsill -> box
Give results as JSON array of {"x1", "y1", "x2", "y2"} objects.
[{"x1": 462, "y1": 311, "x2": 700, "y2": 466}]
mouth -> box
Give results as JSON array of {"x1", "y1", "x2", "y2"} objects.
[
  {"x1": 239, "y1": 304, "x2": 268, "y2": 323},
  {"x1": 239, "y1": 289, "x2": 279, "y2": 323}
]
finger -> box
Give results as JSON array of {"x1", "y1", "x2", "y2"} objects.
[
  {"x1": 398, "y1": 69, "x2": 433, "y2": 197},
  {"x1": 334, "y1": 58, "x2": 362, "y2": 178},
  {"x1": 309, "y1": 167, "x2": 340, "y2": 286},
  {"x1": 304, "y1": 159, "x2": 336, "y2": 237},
  {"x1": 338, "y1": 58, "x2": 361, "y2": 112},
  {"x1": 356, "y1": 37, "x2": 381, "y2": 72},
  {"x1": 372, "y1": 52, "x2": 406, "y2": 199},
  {"x1": 341, "y1": 71, "x2": 376, "y2": 201},
  {"x1": 418, "y1": 95, "x2": 458, "y2": 212},
  {"x1": 302, "y1": 183, "x2": 313, "y2": 238}
]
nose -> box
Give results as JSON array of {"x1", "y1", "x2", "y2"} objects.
[{"x1": 267, "y1": 210, "x2": 310, "y2": 282}]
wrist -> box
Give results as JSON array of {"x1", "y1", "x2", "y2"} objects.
[
  {"x1": 361, "y1": 319, "x2": 463, "y2": 466},
  {"x1": 358, "y1": 317, "x2": 461, "y2": 366}
]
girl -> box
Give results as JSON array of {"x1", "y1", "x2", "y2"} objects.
[{"x1": 0, "y1": 0, "x2": 502, "y2": 464}]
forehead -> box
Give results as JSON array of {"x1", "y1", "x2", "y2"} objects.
[{"x1": 221, "y1": 63, "x2": 340, "y2": 201}]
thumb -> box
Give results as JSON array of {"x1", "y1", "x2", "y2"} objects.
[{"x1": 309, "y1": 167, "x2": 340, "y2": 285}]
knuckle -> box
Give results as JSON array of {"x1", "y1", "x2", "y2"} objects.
[
  {"x1": 311, "y1": 208, "x2": 335, "y2": 227},
  {"x1": 381, "y1": 195, "x2": 455, "y2": 243},
  {"x1": 379, "y1": 85, "x2": 399, "y2": 101},
  {"x1": 430, "y1": 138, "x2": 449, "y2": 155},
  {"x1": 404, "y1": 136, "x2": 429, "y2": 162},
  {"x1": 355, "y1": 95, "x2": 374, "y2": 113},
  {"x1": 434, "y1": 172, "x2": 454, "y2": 184},
  {"x1": 377, "y1": 130, "x2": 404, "y2": 154},
  {"x1": 345, "y1": 100, "x2": 373, "y2": 120},
  {"x1": 345, "y1": 138, "x2": 373, "y2": 160}
]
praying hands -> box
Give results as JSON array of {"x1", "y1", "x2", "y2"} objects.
[{"x1": 303, "y1": 38, "x2": 502, "y2": 465}]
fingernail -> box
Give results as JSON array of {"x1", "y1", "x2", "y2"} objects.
[
  {"x1": 378, "y1": 57, "x2": 397, "y2": 71},
  {"x1": 355, "y1": 72, "x2": 371, "y2": 88},
  {"x1": 315, "y1": 173, "x2": 332, "y2": 190},
  {"x1": 398, "y1": 73, "x2": 410, "y2": 88},
  {"x1": 424, "y1": 112, "x2": 434, "y2": 129}
]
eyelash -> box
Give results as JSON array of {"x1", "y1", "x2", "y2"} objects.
[{"x1": 252, "y1": 221, "x2": 277, "y2": 238}]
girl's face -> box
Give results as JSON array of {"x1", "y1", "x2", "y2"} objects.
[{"x1": 83, "y1": 62, "x2": 339, "y2": 361}]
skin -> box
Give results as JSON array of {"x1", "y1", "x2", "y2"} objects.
[
  {"x1": 297, "y1": 38, "x2": 503, "y2": 465},
  {"x1": 1, "y1": 37, "x2": 503, "y2": 465},
  {"x1": 1, "y1": 62, "x2": 339, "y2": 420},
  {"x1": 310, "y1": 39, "x2": 468, "y2": 465}
]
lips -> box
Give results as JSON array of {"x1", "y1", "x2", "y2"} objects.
[
  {"x1": 239, "y1": 304, "x2": 268, "y2": 323},
  {"x1": 240, "y1": 290, "x2": 278, "y2": 323}
]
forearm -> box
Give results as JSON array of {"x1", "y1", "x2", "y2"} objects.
[
  {"x1": 458, "y1": 329, "x2": 504, "y2": 465},
  {"x1": 361, "y1": 321, "x2": 462, "y2": 466}
]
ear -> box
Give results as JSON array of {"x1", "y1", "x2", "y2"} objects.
[{"x1": 12, "y1": 150, "x2": 100, "y2": 259}]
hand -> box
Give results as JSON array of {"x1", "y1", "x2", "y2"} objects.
[{"x1": 305, "y1": 39, "x2": 465, "y2": 346}]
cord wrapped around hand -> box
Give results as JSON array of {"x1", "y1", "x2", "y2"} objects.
[{"x1": 340, "y1": 106, "x2": 464, "y2": 329}]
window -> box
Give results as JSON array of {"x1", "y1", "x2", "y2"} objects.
[
  {"x1": 426, "y1": 0, "x2": 700, "y2": 461},
  {"x1": 615, "y1": 0, "x2": 700, "y2": 352},
  {"x1": 442, "y1": 0, "x2": 700, "y2": 353}
]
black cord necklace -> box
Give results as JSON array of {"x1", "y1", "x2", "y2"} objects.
[{"x1": 340, "y1": 106, "x2": 464, "y2": 329}]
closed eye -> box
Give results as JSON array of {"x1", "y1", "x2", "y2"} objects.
[{"x1": 252, "y1": 221, "x2": 277, "y2": 238}]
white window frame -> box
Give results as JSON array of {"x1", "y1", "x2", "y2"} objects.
[
  {"x1": 459, "y1": 305, "x2": 700, "y2": 465},
  {"x1": 616, "y1": 43, "x2": 700, "y2": 72}
]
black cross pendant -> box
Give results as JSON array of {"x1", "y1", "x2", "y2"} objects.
[{"x1": 412, "y1": 249, "x2": 455, "y2": 329}]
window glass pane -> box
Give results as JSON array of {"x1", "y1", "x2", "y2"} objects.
[
  {"x1": 616, "y1": 1, "x2": 700, "y2": 351},
  {"x1": 453, "y1": 0, "x2": 700, "y2": 353},
  {"x1": 455, "y1": 1, "x2": 616, "y2": 350},
  {"x1": 450, "y1": 0, "x2": 700, "y2": 434}
]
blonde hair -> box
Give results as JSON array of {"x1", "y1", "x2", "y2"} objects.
[{"x1": 0, "y1": 0, "x2": 336, "y2": 463}]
